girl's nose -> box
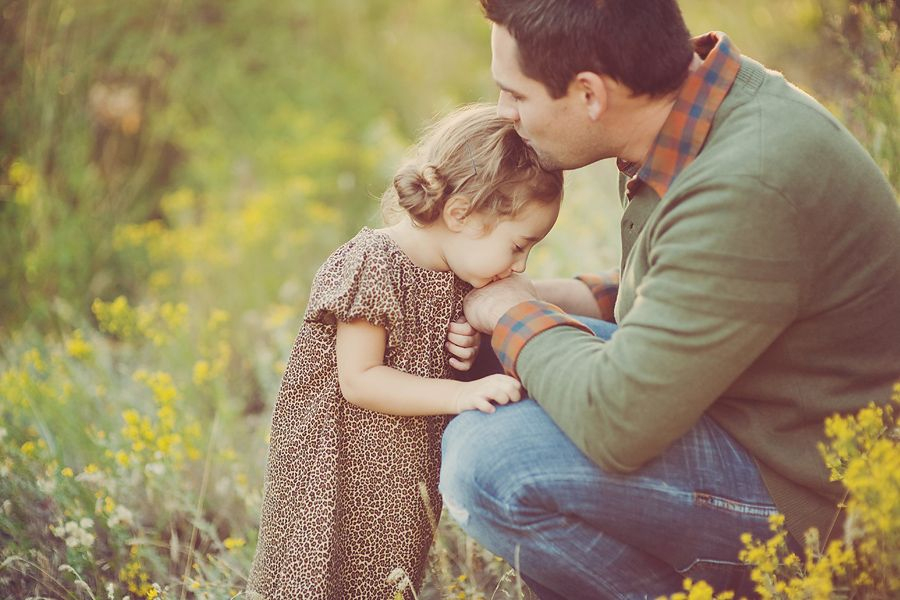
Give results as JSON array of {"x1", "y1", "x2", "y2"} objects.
[{"x1": 511, "y1": 256, "x2": 527, "y2": 273}]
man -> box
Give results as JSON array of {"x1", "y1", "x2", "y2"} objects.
[{"x1": 438, "y1": 1, "x2": 900, "y2": 598}]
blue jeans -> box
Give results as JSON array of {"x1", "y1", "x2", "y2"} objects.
[{"x1": 440, "y1": 317, "x2": 790, "y2": 599}]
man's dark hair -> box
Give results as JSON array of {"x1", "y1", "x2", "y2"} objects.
[{"x1": 481, "y1": 0, "x2": 695, "y2": 98}]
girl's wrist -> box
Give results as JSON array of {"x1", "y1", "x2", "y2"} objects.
[{"x1": 449, "y1": 381, "x2": 466, "y2": 415}]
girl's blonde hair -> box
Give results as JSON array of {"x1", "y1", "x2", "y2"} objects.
[{"x1": 381, "y1": 103, "x2": 563, "y2": 226}]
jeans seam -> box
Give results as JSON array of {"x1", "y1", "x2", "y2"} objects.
[
  {"x1": 693, "y1": 491, "x2": 779, "y2": 518},
  {"x1": 675, "y1": 557, "x2": 747, "y2": 574}
]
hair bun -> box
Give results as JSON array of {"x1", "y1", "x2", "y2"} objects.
[{"x1": 393, "y1": 163, "x2": 446, "y2": 224}]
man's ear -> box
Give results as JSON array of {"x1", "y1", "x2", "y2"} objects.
[
  {"x1": 442, "y1": 195, "x2": 472, "y2": 232},
  {"x1": 572, "y1": 71, "x2": 608, "y2": 121}
]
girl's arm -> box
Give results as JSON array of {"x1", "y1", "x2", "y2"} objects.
[{"x1": 336, "y1": 319, "x2": 521, "y2": 416}]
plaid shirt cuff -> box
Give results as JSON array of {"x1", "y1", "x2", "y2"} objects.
[
  {"x1": 491, "y1": 300, "x2": 593, "y2": 378},
  {"x1": 575, "y1": 269, "x2": 620, "y2": 322}
]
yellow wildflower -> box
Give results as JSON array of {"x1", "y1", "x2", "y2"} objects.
[
  {"x1": 768, "y1": 513, "x2": 785, "y2": 530},
  {"x1": 223, "y1": 537, "x2": 246, "y2": 550},
  {"x1": 9, "y1": 160, "x2": 39, "y2": 206},
  {"x1": 160, "y1": 188, "x2": 195, "y2": 219},
  {"x1": 148, "y1": 269, "x2": 173, "y2": 291},
  {"x1": 208, "y1": 308, "x2": 230, "y2": 329},
  {"x1": 93, "y1": 296, "x2": 138, "y2": 339},
  {"x1": 160, "y1": 302, "x2": 188, "y2": 332},
  {"x1": 23, "y1": 349, "x2": 45, "y2": 373},
  {"x1": 115, "y1": 450, "x2": 130, "y2": 467},
  {"x1": 65, "y1": 330, "x2": 93, "y2": 360},
  {"x1": 192, "y1": 360, "x2": 211, "y2": 386},
  {"x1": 123, "y1": 409, "x2": 141, "y2": 426},
  {"x1": 307, "y1": 201, "x2": 340, "y2": 225}
]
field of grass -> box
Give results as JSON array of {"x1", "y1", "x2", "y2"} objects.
[{"x1": 1, "y1": 0, "x2": 896, "y2": 598}]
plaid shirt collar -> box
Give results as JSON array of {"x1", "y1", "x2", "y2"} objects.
[{"x1": 617, "y1": 32, "x2": 742, "y2": 200}]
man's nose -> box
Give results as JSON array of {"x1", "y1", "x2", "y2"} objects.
[{"x1": 497, "y1": 91, "x2": 519, "y2": 122}]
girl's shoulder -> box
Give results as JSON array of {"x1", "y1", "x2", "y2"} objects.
[
  {"x1": 316, "y1": 227, "x2": 400, "y2": 282},
  {"x1": 303, "y1": 227, "x2": 407, "y2": 336},
  {"x1": 318, "y1": 226, "x2": 463, "y2": 286},
  {"x1": 304, "y1": 226, "x2": 466, "y2": 333},
  {"x1": 340, "y1": 226, "x2": 396, "y2": 259}
]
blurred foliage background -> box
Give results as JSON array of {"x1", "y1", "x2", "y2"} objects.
[{"x1": 0, "y1": 0, "x2": 897, "y2": 598}]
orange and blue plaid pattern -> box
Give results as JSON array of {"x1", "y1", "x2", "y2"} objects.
[
  {"x1": 491, "y1": 300, "x2": 592, "y2": 377},
  {"x1": 619, "y1": 32, "x2": 742, "y2": 200},
  {"x1": 575, "y1": 269, "x2": 620, "y2": 322}
]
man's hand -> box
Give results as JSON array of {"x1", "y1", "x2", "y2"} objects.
[
  {"x1": 463, "y1": 273, "x2": 539, "y2": 334},
  {"x1": 446, "y1": 316, "x2": 480, "y2": 371},
  {"x1": 452, "y1": 373, "x2": 522, "y2": 414}
]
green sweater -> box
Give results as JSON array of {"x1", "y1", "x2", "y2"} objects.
[{"x1": 518, "y1": 56, "x2": 900, "y2": 544}]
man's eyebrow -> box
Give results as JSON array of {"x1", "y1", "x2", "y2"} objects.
[{"x1": 493, "y1": 77, "x2": 522, "y2": 96}]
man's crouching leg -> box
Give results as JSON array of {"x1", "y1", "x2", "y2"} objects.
[{"x1": 440, "y1": 399, "x2": 784, "y2": 600}]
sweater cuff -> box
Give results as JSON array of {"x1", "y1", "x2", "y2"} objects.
[
  {"x1": 575, "y1": 269, "x2": 620, "y2": 322},
  {"x1": 491, "y1": 300, "x2": 593, "y2": 378}
]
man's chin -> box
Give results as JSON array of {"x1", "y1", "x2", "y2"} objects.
[
  {"x1": 538, "y1": 152, "x2": 591, "y2": 172},
  {"x1": 533, "y1": 149, "x2": 563, "y2": 171}
]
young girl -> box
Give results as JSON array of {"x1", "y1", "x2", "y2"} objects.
[{"x1": 245, "y1": 104, "x2": 563, "y2": 599}]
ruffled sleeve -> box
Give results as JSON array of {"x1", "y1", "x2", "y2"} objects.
[{"x1": 304, "y1": 229, "x2": 403, "y2": 346}]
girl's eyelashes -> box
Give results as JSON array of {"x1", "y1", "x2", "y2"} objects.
[{"x1": 513, "y1": 243, "x2": 524, "y2": 253}]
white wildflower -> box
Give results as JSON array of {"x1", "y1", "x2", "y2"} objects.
[
  {"x1": 75, "y1": 469, "x2": 106, "y2": 486},
  {"x1": 107, "y1": 504, "x2": 134, "y2": 528},
  {"x1": 214, "y1": 477, "x2": 225, "y2": 495},
  {"x1": 52, "y1": 519, "x2": 95, "y2": 549},
  {"x1": 36, "y1": 477, "x2": 56, "y2": 495},
  {"x1": 144, "y1": 462, "x2": 165, "y2": 477},
  {"x1": 386, "y1": 567, "x2": 411, "y2": 591}
]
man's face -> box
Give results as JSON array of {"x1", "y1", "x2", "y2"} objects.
[{"x1": 490, "y1": 24, "x2": 601, "y2": 171}]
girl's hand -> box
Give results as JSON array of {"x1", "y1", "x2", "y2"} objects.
[
  {"x1": 453, "y1": 374, "x2": 522, "y2": 414},
  {"x1": 446, "y1": 316, "x2": 481, "y2": 371}
]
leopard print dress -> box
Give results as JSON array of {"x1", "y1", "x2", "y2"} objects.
[{"x1": 246, "y1": 227, "x2": 471, "y2": 600}]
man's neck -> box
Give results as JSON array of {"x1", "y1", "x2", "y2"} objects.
[{"x1": 616, "y1": 53, "x2": 703, "y2": 167}]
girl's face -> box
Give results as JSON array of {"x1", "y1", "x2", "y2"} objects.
[{"x1": 444, "y1": 200, "x2": 560, "y2": 288}]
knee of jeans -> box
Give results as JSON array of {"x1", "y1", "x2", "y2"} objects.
[
  {"x1": 440, "y1": 411, "x2": 539, "y2": 527},
  {"x1": 439, "y1": 414, "x2": 482, "y2": 526}
]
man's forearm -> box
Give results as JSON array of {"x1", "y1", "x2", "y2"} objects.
[{"x1": 534, "y1": 278, "x2": 605, "y2": 319}]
